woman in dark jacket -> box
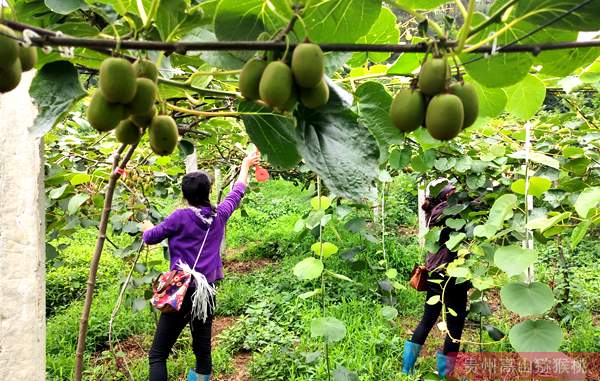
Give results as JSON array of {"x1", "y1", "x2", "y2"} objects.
[{"x1": 402, "y1": 183, "x2": 470, "y2": 379}]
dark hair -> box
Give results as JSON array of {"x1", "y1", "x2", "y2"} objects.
[{"x1": 182, "y1": 171, "x2": 213, "y2": 208}]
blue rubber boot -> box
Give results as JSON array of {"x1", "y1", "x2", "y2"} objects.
[
  {"x1": 401, "y1": 340, "x2": 423, "y2": 374},
  {"x1": 436, "y1": 351, "x2": 458, "y2": 380},
  {"x1": 187, "y1": 369, "x2": 210, "y2": 381}
]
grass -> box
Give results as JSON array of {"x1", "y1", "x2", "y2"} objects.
[{"x1": 46, "y1": 176, "x2": 600, "y2": 380}]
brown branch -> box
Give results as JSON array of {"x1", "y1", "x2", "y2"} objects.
[
  {"x1": 74, "y1": 143, "x2": 138, "y2": 381},
  {"x1": 2, "y1": 19, "x2": 600, "y2": 54}
]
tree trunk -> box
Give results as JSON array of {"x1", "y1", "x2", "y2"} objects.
[{"x1": 74, "y1": 143, "x2": 137, "y2": 381}]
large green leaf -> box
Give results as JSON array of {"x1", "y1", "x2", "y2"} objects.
[
  {"x1": 527, "y1": 211, "x2": 571, "y2": 233},
  {"x1": 295, "y1": 81, "x2": 379, "y2": 202},
  {"x1": 574, "y1": 187, "x2": 600, "y2": 218},
  {"x1": 504, "y1": 75, "x2": 546, "y2": 120},
  {"x1": 348, "y1": 8, "x2": 399, "y2": 65},
  {"x1": 293, "y1": 257, "x2": 324, "y2": 280},
  {"x1": 311, "y1": 317, "x2": 347, "y2": 343},
  {"x1": 355, "y1": 81, "x2": 403, "y2": 163},
  {"x1": 500, "y1": 281, "x2": 554, "y2": 316},
  {"x1": 509, "y1": 319, "x2": 563, "y2": 352},
  {"x1": 510, "y1": 176, "x2": 552, "y2": 197},
  {"x1": 155, "y1": 0, "x2": 188, "y2": 40},
  {"x1": 239, "y1": 101, "x2": 301, "y2": 169},
  {"x1": 570, "y1": 219, "x2": 591, "y2": 250},
  {"x1": 45, "y1": 0, "x2": 87, "y2": 14},
  {"x1": 494, "y1": 245, "x2": 538, "y2": 277},
  {"x1": 213, "y1": 0, "x2": 292, "y2": 42},
  {"x1": 470, "y1": 81, "x2": 507, "y2": 118},
  {"x1": 516, "y1": 0, "x2": 600, "y2": 31},
  {"x1": 394, "y1": 0, "x2": 451, "y2": 10},
  {"x1": 67, "y1": 193, "x2": 89, "y2": 214},
  {"x1": 182, "y1": 28, "x2": 246, "y2": 69},
  {"x1": 303, "y1": 0, "x2": 381, "y2": 43},
  {"x1": 29, "y1": 61, "x2": 86, "y2": 137},
  {"x1": 474, "y1": 194, "x2": 517, "y2": 238}
]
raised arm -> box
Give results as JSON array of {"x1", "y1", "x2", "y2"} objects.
[{"x1": 216, "y1": 151, "x2": 260, "y2": 220}]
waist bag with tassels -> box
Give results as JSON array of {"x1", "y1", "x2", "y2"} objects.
[{"x1": 151, "y1": 224, "x2": 216, "y2": 322}]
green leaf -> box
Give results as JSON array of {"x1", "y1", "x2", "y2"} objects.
[
  {"x1": 510, "y1": 177, "x2": 552, "y2": 197},
  {"x1": 333, "y1": 366, "x2": 359, "y2": 381},
  {"x1": 385, "y1": 268, "x2": 398, "y2": 279},
  {"x1": 470, "y1": 81, "x2": 507, "y2": 118},
  {"x1": 504, "y1": 75, "x2": 546, "y2": 120},
  {"x1": 306, "y1": 210, "x2": 326, "y2": 229},
  {"x1": 178, "y1": 140, "x2": 195, "y2": 156},
  {"x1": 570, "y1": 219, "x2": 591, "y2": 250},
  {"x1": 394, "y1": 0, "x2": 451, "y2": 10},
  {"x1": 348, "y1": 8, "x2": 399, "y2": 65},
  {"x1": 580, "y1": 60, "x2": 600, "y2": 83},
  {"x1": 70, "y1": 173, "x2": 91, "y2": 186},
  {"x1": 345, "y1": 217, "x2": 367, "y2": 233},
  {"x1": 296, "y1": 82, "x2": 379, "y2": 202},
  {"x1": 426, "y1": 295, "x2": 440, "y2": 305},
  {"x1": 311, "y1": 317, "x2": 347, "y2": 343},
  {"x1": 411, "y1": 149, "x2": 436, "y2": 172},
  {"x1": 239, "y1": 101, "x2": 301, "y2": 169},
  {"x1": 474, "y1": 194, "x2": 517, "y2": 238},
  {"x1": 527, "y1": 212, "x2": 571, "y2": 233},
  {"x1": 470, "y1": 301, "x2": 492, "y2": 316},
  {"x1": 49, "y1": 184, "x2": 69, "y2": 199},
  {"x1": 494, "y1": 246, "x2": 538, "y2": 277},
  {"x1": 509, "y1": 319, "x2": 563, "y2": 352},
  {"x1": 132, "y1": 297, "x2": 147, "y2": 312},
  {"x1": 214, "y1": 0, "x2": 291, "y2": 42},
  {"x1": 29, "y1": 61, "x2": 86, "y2": 137},
  {"x1": 355, "y1": 81, "x2": 403, "y2": 163},
  {"x1": 311, "y1": 242, "x2": 339, "y2": 259},
  {"x1": 516, "y1": 0, "x2": 600, "y2": 31},
  {"x1": 327, "y1": 271, "x2": 352, "y2": 282},
  {"x1": 182, "y1": 28, "x2": 246, "y2": 69},
  {"x1": 293, "y1": 257, "x2": 324, "y2": 281},
  {"x1": 299, "y1": 289, "x2": 321, "y2": 299},
  {"x1": 311, "y1": 196, "x2": 332, "y2": 210},
  {"x1": 389, "y1": 146, "x2": 412, "y2": 170},
  {"x1": 500, "y1": 281, "x2": 554, "y2": 317},
  {"x1": 45, "y1": 0, "x2": 86, "y2": 14},
  {"x1": 388, "y1": 53, "x2": 423, "y2": 75},
  {"x1": 446, "y1": 218, "x2": 465, "y2": 230},
  {"x1": 445, "y1": 232, "x2": 466, "y2": 251},
  {"x1": 67, "y1": 193, "x2": 89, "y2": 215},
  {"x1": 303, "y1": 0, "x2": 382, "y2": 43},
  {"x1": 574, "y1": 187, "x2": 600, "y2": 218},
  {"x1": 155, "y1": 0, "x2": 187, "y2": 40},
  {"x1": 381, "y1": 306, "x2": 398, "y2": 321}
]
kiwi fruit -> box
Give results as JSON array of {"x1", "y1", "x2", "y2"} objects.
[
  {"x1": 115, "y1": 119, "x2": 143, "y2": 144},
  {"x1": 87, "y1": 91, "x2": 127, "y2": 132},
  {"x1": 425, "y1": 94, "x2": 464, "y2": 141},
  {"x1": 0, "y1": 58, "x2": 22, "y2": 93},
  {"x1": 239, "y1": 58, "x2": 268, "y2": 100},
  {"x1": 133, "y1": 59, "x2": 159, "y2": 83},
  {"x1": 259, "y1": 61, "x2": 293, "y2": 109},
  {"x1": 149, "y1": 115, "x2": 179, "y2": 156},
  {"x1": 389, "y1": 89, "x2": 425, "y2": 132},
  {"x1": 131, "y1": 106, "x2": 156, "y2": 128},
  {"x1": 99, "y1": 57, "x2": 137, "y2": 104},
  {"x1": 449, "y1": 82, "x2": 479, "y2": 128},
  {"x1": 299, "y1": 79, "x2": 329, "y2": 109},
  {"x1": 418, "y1": 57, "x2": 449, "y2": 96},
  {"x1": 127, "y1": 78, "x2": 156, "y2": 115},
  {"x1": 19, "y1": 46, "x2": 37, "y2": 72},
  {"x1": 291, "y1": 43, "x2": 324, "y2": 88},
  {"x1": 0, "y1": 25, "x2": 19, "y2": 68},
  {"x1": 281, "y1": 87, "x2": 298, "y2": 112}
]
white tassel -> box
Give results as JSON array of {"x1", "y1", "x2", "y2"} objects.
[{"x1": 177, "y1": 260, "x2": 216, "y2": 322}]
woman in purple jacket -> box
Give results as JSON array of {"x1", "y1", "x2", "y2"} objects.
[{"x1": 142, "y1": 151, "x2": 260, "y2": 381}]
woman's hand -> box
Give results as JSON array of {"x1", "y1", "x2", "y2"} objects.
[
  {"x1": 242, "y1": 151, "x2": 261, "y2": 170},
  {"x1": 141, "y1": 220, "x2": 155, "y2": 232}
]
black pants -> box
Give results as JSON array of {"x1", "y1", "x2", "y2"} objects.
[
  {"x1": 148, "y1": 289, "x2": 215, "y2": 381},
  {"x1": 411, "y1": 272, "x2": 470, "y2": 354}
]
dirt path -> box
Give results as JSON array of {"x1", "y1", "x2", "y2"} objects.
[{"x1": 223, "y1": 258, "x2": 273, "y2": 274}]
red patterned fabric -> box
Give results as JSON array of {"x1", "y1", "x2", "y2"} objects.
[{"x1": 151, "y1": 270, "x2": 192, "y2": 313}]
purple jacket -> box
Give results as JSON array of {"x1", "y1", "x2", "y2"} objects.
[{"x1": 142, "y1": 182, "x2": 246, "y2": 283}]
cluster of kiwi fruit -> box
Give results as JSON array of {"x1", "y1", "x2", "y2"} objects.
[
  {"x1": 87, "y1": 57, "x2": 179, "y2": 156},
  {"x1": 0, "y1": 25, "x2": 38, "y2": 93},
  {"x1": 239, "y1": 43, "x2": 329, "y2": 111},
  {"x1": 389, "y1": 56, "x2": 479, "y2": 141}
]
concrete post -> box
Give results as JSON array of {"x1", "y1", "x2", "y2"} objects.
[{"x1": 0, "y1": 71, "x2": 45, "y2": 378}]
